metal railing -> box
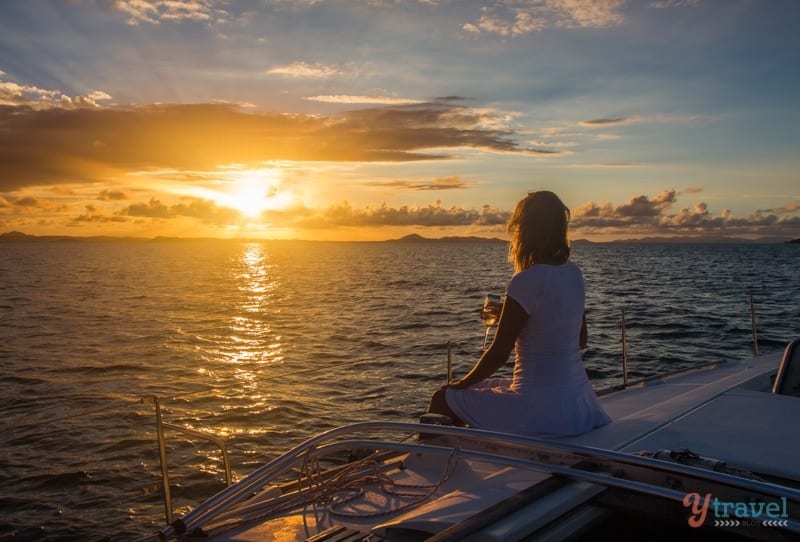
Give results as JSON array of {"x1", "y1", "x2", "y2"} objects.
[
  {"x1": 135, "y1": 421, "x2": 800, "y2": 541},
  {"x1": 141, "y1": 395, "x2": 233, "y2": 525}
]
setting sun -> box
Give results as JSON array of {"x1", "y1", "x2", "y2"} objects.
[
  {"x1": 204, "y1": 169, "x2": 293, "y2": 219},
  {"x1": 1, "y1": 1, "x2": 798, "y2": 243}
]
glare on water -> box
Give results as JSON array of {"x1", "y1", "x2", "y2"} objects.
[{"x1": 0, "y1": 240, "x2": 797, "y2": 540}]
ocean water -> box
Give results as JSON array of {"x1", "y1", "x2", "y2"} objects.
[{"x1": 0, "y1": 240, "x2": 797, "y2": 541}]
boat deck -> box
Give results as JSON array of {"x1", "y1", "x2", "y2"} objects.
[
  {"x1": 145, "y1": 351, "x2": 800, "y2": 542},
  {"x1": 563, "y1": 352, "x2": 800, "y2": 481}
]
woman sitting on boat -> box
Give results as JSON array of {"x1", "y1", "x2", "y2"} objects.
[{"x1": 428, "y1": 190, "x2": 611, "y2": 437}]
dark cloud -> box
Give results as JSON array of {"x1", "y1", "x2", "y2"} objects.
[
  {"x1": 761, "y1": 201, "x2": 799, "y2": 214},
  {"x1": 70, "y1": 205, "x2": 128, "y2": 225},
  {"x1": 525, "y1": 148, "x2": 569, "y2": 156},
  {"x1": 123, "y1": 198, "x2": 173, "y2": 219},
  {"x1": 120, "y1": 197, "x2": 241, "y2": 225},
  {"x1": 296, "y1": 200, "x2": 510, "y2": 229},
  {"x1": 377, "y1": 175, "x2": 470, "y2": 191},
  {"x1": 434, "y1": 96, "x2": 474, "y2": 102},
  {"x1": 0, "y1": 101, "x2": 538, "y2": 191},
  {"x1": 14, "y1": 196, "x2": 41, "y2": 207},
  {"x1": 571, "y1": 190, "x2": 800, "y2": 238},
  {"x1": 615, "y1": 189, "x2": 677, "y2": 217},
  {"x1": 580, "y1": 117, "x2": 631, "y2": 127},
  {"x1": 98, "y1": 189, "x2": 129, "y2": 201}
]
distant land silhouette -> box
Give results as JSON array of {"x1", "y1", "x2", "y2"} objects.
[
  {"x1": 386, "y1": 233, "x2": 504, "y2": 243},
  {"x1": 386, "y1": 233, "x2": 798, "y2": 244},
  {"x1": 1, "y1": 231, "x2": 797, "y2": 244}
]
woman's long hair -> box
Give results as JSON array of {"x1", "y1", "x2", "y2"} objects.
[{"x1": 507, "y1": 191, "x2": 571, "y2": 272}]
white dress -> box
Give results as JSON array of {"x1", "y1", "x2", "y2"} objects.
[{"x1": 446, "y1": 262, "x2": 611, "y2": 437}]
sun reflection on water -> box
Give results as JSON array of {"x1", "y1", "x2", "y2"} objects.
[
  {"x1": 185, "y1": 244, "x2": 289, "y2": 486},
  {"x1": 228, "y1": 243, "x2": 284, "y2": 367}
]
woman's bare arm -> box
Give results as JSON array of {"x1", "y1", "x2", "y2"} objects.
[{"x1": 448, "y1": 296, "x2": 528, "y2": 389}]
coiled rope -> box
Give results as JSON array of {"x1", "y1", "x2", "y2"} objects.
[{"x1": 300, "y1": 446, "x2": 462, "y2": 519}]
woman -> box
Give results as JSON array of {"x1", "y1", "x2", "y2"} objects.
[{"x1": 427, "y1": 190, "x2": 611, "y2": 437}]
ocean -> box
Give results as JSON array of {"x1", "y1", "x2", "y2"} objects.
[{"x1": 0, "y1": 239, "x2": 797, "y2": 541}]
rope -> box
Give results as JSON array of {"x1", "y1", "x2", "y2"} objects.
[{"x1": 324, "y1": 447, "x2": 461, "y2": 519}]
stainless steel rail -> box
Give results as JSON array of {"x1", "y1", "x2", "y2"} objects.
[
  {"x1": 140, "y1": 395, "x2": 233, "y2": 526},
  {"x1": 136, "y1": 421, "x2": 800, "y2": 541}
]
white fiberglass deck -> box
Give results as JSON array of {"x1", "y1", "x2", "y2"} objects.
[
  {"x1": 562, "y1": 352, "x2": 799, "y2": 480},
  {"x1": 148, "y1": 351, "x2": 797, "y2": 542}
]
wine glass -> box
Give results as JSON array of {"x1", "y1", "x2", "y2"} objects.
[{"x1": 480, "y1": 293, "x2": 503, "y2": 350}]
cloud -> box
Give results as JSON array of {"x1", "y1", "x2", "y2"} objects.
[
  {"x1": 266, "y1": 62, "x2": 343, "y2": 78},
  {"x1": 579, "y1": 116, "x2": 641, "y2": 127},
  {"x1": 465, "y1": 0, "x2": 626, "y2": 36},
  {"x1": 375, "y1": 174, "x2": 471, "y2": 191},
  {"x1": 262, "y1": 0, "x2": 326, "y2": 11},
  {"x1": 305, "y1": 95, "x2": 424, "y2": 105},
  {"x1": 571, "y1": 189, "x2": 800, "y2": 238},
  {"x1": 122, "y1": 198, "x2": 173, "y2": 219},
  {"x1": 119, "y1": 197, "x2": 252, "y2": 224},
  {"x1": 649, "y1": 0, "x2": 701, "y2": 8},
  {"x1": 0, "y1": 101, "x2": 543, "y2": 191},
  {"x1": 296, "y1": 200, "x2": 510, "y2": 229},
  {"x1": 0, "y1": 73, "x2": 112, "y2": 110},
  {"x1": 580, "y1": 113, "x2": 716, "y2": 129},
  {"x1": 7, "y1": 183, "x2": 799, "y2": 240},
  {"x1": 762, "y1": 201, "x2": 800, "y2": 215},
  {"x1": 106, "y1": 0, "x2": 226, "y2": 26},
  {"x1": 573, "y1": 189, "x2": 677, "y2": 224},
  {"x1": 570, "y1": 162, "x2": 640, "y2": 168},
  {"x1": 14, "y1": 196, "x2": 42, "y2": 208},
  {"x1": 98, "y1": 189, "x2": 129, "y2": 201},
  {"x1": 110, "y1": 195, "x2": 510, "y2": 230},
  {"x1": 70, "y1": 205, "x2": 128, "y2": 224}
]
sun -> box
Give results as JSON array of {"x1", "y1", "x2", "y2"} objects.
[{"x1": 220, "y1": 170, "x2": 293, "y2": 218}]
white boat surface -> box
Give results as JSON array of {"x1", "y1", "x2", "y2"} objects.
[{"x1": 135, "y1": 339, "x2": 800, "y2": 541}]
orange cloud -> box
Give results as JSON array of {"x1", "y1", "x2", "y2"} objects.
[
  {"x1": 0, "y1": 101, "x2": 545, "y2": 191},
  {"x1": 294, "y1": 200, "x2": 510, "y2": 229},
  {"x1": 375, "y1": 175, "x2": 471, "y2": 191}
]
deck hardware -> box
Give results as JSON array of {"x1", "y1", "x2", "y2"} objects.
[
  {"x1": 446, "y1": 341, "x2": 452, "y2": 383},
  {"x1": 621, "y1": 308, "x2": 629, "y2": 387},
  {"x1": 141, "y1": 395, "x2": 233, "y2": 527},
  {"x1": 749, "y1": 291, "x2": 759, "y2": 356}
]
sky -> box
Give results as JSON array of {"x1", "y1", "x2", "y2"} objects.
[{"x1": 0, "y1": 0, "x2": 799, "y2": 241}]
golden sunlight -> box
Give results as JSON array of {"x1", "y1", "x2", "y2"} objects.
[{"x1": 221, "y1": 170, "x2": 289, "y2": 218}]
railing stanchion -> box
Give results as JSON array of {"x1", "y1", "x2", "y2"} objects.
[
  {"x1": 446, "y1": 341, "x2": 453, "y2": 383},
  {"x1": 149, "y1": 395, "x2": 173, "y2": 524},
  {"x1": 621, "y1": 308, "x2": 628, "y2": 387},
  {"x1": 142, "y1": 394, "x2": 235, "y2": 529},
  {"x1": 749, "y1": 291, "x2": 759, "y2": 357}
]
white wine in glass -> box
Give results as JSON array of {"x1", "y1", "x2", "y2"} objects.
[{"x1": 481, "y1": 293, "x2": 503, "y2": 349}]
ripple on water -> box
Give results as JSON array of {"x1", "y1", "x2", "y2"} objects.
[{"x1": 0, "y1": 241, "x2": 797, "y2": 540}]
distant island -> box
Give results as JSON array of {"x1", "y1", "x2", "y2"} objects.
[
  {"x1": 386, "y1": 233, "x2": 799, "y2": 244},
  {"x1": 0, "y1": 231, "x2": 151, "y2": 243},
  {"x1": 2, "y1": 230, "x2": 798, "y2": 244},
  {"x1": 386, "y1": 233, "x2": 505, "y2": 243}
]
